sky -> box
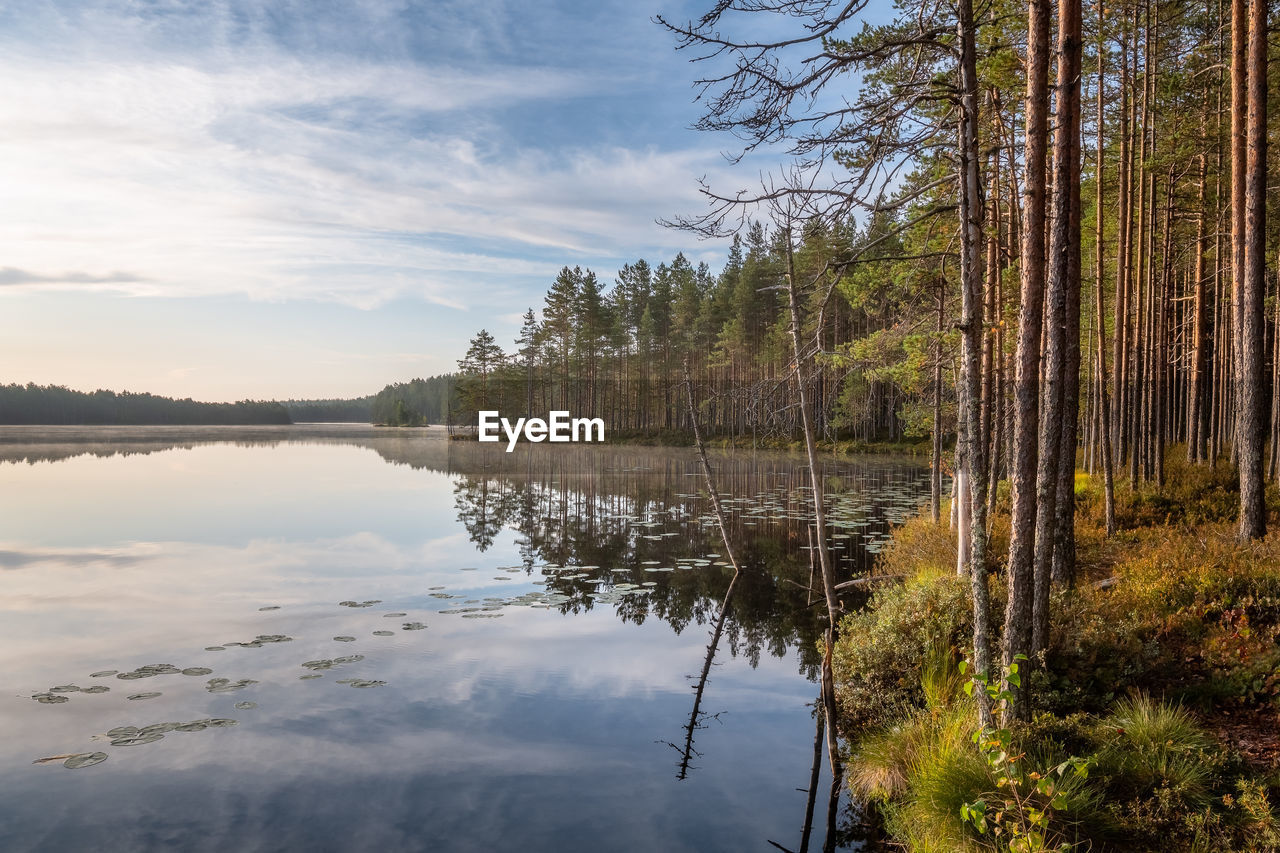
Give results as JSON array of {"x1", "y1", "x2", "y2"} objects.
[{"x1": 0, "y1": 0, "x2": 762, "y2": 401}]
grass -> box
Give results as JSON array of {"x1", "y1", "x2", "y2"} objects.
[{"x1": 833, "y1": 450, "x2": 1280, "y2": 851}]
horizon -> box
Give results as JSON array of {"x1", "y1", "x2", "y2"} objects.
[{"x1": 0, "y1": 0, "x2": 757, "y2": 403}]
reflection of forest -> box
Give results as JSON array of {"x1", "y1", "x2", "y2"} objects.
[
  {"x1": 435, "y1": 441, "x2": 931, "y2": 680},
  {"x1": 0, "y1": 427, "x2": 930, "y2": 678}
]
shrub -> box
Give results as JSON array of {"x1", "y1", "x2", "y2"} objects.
[{"x1": 832, "y1": 567, "x2": 973, "y2": 730}]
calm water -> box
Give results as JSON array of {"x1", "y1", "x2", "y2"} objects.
[{"x1": 0, "y1": 426, "x2": 930, "y2": 852}]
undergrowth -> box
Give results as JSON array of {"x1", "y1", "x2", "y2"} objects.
[{"x1": 834, "y1": 451, "x2": 1280, "y2": 851}]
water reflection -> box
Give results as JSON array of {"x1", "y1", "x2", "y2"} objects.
[{"x1": 0, "y1": 426, "x2": 930, "y2": 852}]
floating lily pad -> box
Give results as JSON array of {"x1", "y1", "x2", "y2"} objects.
[
  {"x1": 175, "y1": 722, "x2": 207, "y2": 732},
  {"x1": 64, "y1": 752, "x2": 108, "y2": 769},
  {"x1": 127, "y1": 692, "x2": 162, "y2": 700},
  {"x1": 111, "y1": 733, "x2": 164, "y2": 746},
  {"x1": 401, "y1": 622, "x2": 426, "y2": 631},
  {"x1": 197, "y1": 718, "x2": 238, "y2": 728},
  {"x1": 258, "y1": 605, "x2": 280, "y2": 611},
  {"x1": 140, "y1": 723, "x2": 178, "y2": 735},
  {"x1": 205, "y1": 678, "x2": 257, "y2": 694},
  {"x1": 234, "y1": 701, "x2": 257, "y2": 710},
  {"x1": 81, "y1": 686, "x2": 109, "y2": 694},
  {"x1": 333, "y1": 636, "x2": 356, "y2": 643},
  {"x1": 204, "y1": 646, "x2": 226, "y2": 652},
  {"x1": 49, "y1": 685, "x2": 81, "y2": 693},
  {"x1": 182, "y1": 667, "x2": 213, "y2": 676},
  {"x1": 383, "y1": 612, "x2": 407, "y2": 618},
  {"x1": 106, "y1": 726, "x2": 138, "y2": 738},
  {"x1": 89, "y1": 670, "x2": 117, "y2": 678},
  {"x1": 299, "y1": 674, "x2": 323, "y2": 680},
  {"x1": 372, "y1": 631, "x2": 394, "y2": 637}
]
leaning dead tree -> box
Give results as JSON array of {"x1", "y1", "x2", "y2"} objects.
[{"x1": 660, "y1": 0, "x2": 999, "y2": 729}]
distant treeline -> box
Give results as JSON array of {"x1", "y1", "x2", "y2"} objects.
[
  {"x1": 0, "y1": 383, "x2": 291, "y2": 425},
  {"x1": 281, "y1": 397, "x2": 373, "y2": 423},
  {"x1": 0, "y1": 381, "x2": 459, "y2": 427},
  {"x1": 370, "y1": 375, "x2": 457, "y2": 426}
]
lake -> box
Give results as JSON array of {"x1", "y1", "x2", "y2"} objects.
[{"x1": 0, "y1": 425, "x2": 931, "y2": 852}]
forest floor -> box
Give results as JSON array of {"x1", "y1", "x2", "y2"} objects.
[{"x1": 831, "y1": 453, "x2": 1280, "y2": 851}]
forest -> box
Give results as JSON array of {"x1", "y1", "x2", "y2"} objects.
[
  {"x1": 281, "y1": 397, "x2": 373, "y2": 423},
  {"x1": 571, "y1": 0, "x2": 1280, "y2": 848},
  {"x1": 0, "y1": 383, "x2": 291, "y2": 425}
]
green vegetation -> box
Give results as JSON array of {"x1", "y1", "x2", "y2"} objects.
[
  {"x1": 369, "y1": 376, "x2": 456, "y2": 426},
  {"x1": 0, "y1": 382, "x2": 290, "y2": 425},
  {"x1": 445, "y1": 235, "x2": 934, "y2": 444},
  {"x1": 834, "y1": 456, "x2": 1280, "y2": 851},
  {"x1": 280, "y1": 397, "x2": 372, "y2": 423}
]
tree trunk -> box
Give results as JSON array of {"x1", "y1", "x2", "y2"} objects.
[
  {"x1": 1033, "y1": 0, "x2": 1081, "y2": 648},
  {"x1": 784, "y1": 229, "x2": 843, "y2": 781},
  {"x1": 1050, "y1": 0, "x2": 1084, "y2": 590},
  {"x1": 1237, "y1": 0, "x2": 1267, "y2": 539},
  {"x1": 957, "y1": 0, "x2": 992, "y2": 726},
  {"x1": 932, "y1": 282, "x2": 945, "y2": 523},
  {"x1": 1095, "y1": 17, "x2": 1117, "y2": 536},
  {"x1": 1003, "y1": 0, "x2": 1051, "y2": 721},
  {"x1": 1190, "y1": 151, "x2": 1210, "y2": 462}
]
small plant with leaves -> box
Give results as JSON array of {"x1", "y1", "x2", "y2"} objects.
[{"x1": 958, "y1": 655, "x2": 1094, "y2": 852}]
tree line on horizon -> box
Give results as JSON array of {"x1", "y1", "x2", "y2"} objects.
[
  {"x1": 0, "y1": 383, "x2": 292, "y2": 425},
  {"x1": 0, "y1": 384, "x2": 384, "y2": 426},
  {"x1": 450, "y1": 230, "x2": 916, "y2": 443}
]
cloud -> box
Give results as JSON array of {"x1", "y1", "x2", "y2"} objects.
[
  {"x1": 0, "y1": 3, "x2": 734, "y2": 311},
  {"x1": 0, "y1": 267, "x2": 148, "y2": 288}
]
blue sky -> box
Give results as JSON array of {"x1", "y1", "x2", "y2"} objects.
[{"x1": 0, "y1": 0, "x2": 763, "y2": 401}]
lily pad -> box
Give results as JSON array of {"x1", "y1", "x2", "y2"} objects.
[
  {"x1": 258, "y1": 605, "x2": 281, "y2": 611},
  {"x1": 182, "y1": 667, "x2": 213, "y2": 676},
  {"x1": 89, "y1": 670, "x2": 117, "y2": 678},
  {"x1": 234, "y1": 701, "x2": 258, "y2": 710},
  {"x1": 372, "y1": 631, "x2": 394, "y2": 637},
  {"x1": 196, "y1": 718, "x2": 238, "y2": 728},
  {"x1": 64, "y1": 752, "x2": 108, "y2": 769},
  {"x1": 81, "y1": 685, "x2": 109, "y2": 694},
  {"x1": 333, "y1": 636, "x2": 356, "y2": 643},
  {"x1": 111, "y1": 733, "x2": 164, "y2": 746},
  {"x1": 205, "y1": 678, "x2": 257, "y2": 693},
  {"x1": 127, "y1": 692, "x2": 162, "y2": 700},
  {"x1": 401, "y1": 622, "x2": 426, "y2": 631},
  {"x1": 32, "y1": 693, "x2": 69, "y2": 704}
]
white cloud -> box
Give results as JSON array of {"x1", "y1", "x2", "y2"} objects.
[{"x1": 0, "y1": 42, "x2": 733, "y2": 309}]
